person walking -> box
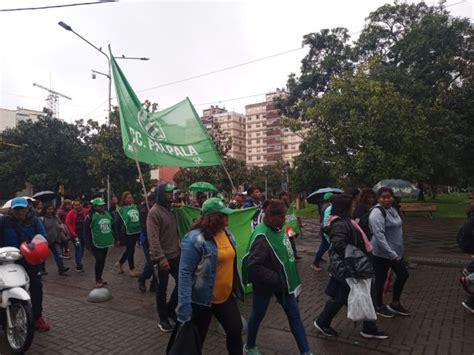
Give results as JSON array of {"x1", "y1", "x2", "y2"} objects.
[
  {"x1": 84, "y1": 198, "x2": 115, "y2": 288},
  {"x1": 229, "y1": 192, "x2": 245, "y2": 209},
  {"x1": 176, "y1": 197, "x2": 243, "y2": 354},
  {"x1": 138, "y1": 193, "x2": 157, "y2": 293},
  {"x1": 115, "y1": 192, "x2": 141, "y2": 277},
  {"x1": 242, "y1": 200, "x2": 313, "y2": 355},
  {"x1": 311, "y1": 193, "x2": 335, "y2": 272},
  {"x1": 65, "y1": 199, "x2": 88, "y2": 273},
  {"x1": 40, "y1": 204, "x2": 70, "y2": 275},
  {"x1": 243, "y1": 187, "x2": 265, "y2": 230},
  {"x1": 370, "y1": 187, "x2": 410, "y2": 317},
  {"x1": 58, "y1": 199, "x2": 73, "y2": 259},
  {"x1": 354, "y1": 188, "x2": 377, "y2": 237},
  {"x1": 147, "y1": 183, "x2": 181, "y2": 332},
  {"x1": 459, "y1": 203, "x2": 474, "y2": 313},
  {"x1": 0, "y1": 197, "x2": 51, "y2": 331},
  {"x1": 313, "y1": 194, "x2": 388, "y2": 339}
]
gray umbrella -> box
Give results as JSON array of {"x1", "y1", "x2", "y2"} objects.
[{"x1": 373, "y1": 179, "x2": 419, "y2": 197}]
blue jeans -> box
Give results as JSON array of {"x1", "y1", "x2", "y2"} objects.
[
  {"x1": 313, "y1": 233, "x2": 330, "y2": 266},
  {"x1": 247, "y1": 291, "x2": 309, "y2": 354},
  {"x1": 49, "y1": 242, "x2": 65, "y2": 272},
  {"x1": 73, "y1": 236, "x2": 85, "y2": 269}
]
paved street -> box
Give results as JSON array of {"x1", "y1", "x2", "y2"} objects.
[{"x1": 0, "y1": 216, "x2": 473, "y2": 354}]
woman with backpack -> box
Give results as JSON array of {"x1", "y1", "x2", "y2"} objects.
[
  {"x1": 369, "y1": 187, "x2": 409, "y2": 318},
  {"x1": 313, "y1": 194, "x2": 388, "y2": 340},
  {"x1": 41, "y1": 204, "x2": 70, "y2": 275},
  {"x1": 460, "y1": 203, "x2": 474, "y2": 313}
]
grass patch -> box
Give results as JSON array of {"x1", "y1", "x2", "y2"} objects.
[
  {"x1": 296, "y1": 204, "x2": 318, "y2": 218},
  {"x1": 401, "y1": 193, "x2": 470, "y2": 219}
]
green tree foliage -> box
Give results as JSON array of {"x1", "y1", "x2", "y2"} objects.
[
  {"x1": 0, "y1": 116, "x2": 89, "y2": 198},
  {"x1": 278, "y1": 1, "x2": 473, "y2": 191}
]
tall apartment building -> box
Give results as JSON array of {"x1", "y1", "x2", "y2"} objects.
[
  {"x1": 202, "y1": 106, "x2": 246, "y2": 161},
  {"x1": 245, "y1": 89, "x2": 303, "y2": 167}
]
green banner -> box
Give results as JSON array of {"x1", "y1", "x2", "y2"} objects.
[{"x1": 110, "y1": 51, "x2": 222, "y2": 167}]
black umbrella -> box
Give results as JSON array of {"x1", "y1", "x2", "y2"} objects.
[
  {"x1": 306, "y1": 187, "x2": 343, "y2": 204},
  {"x1": 32, "y1": 191, "x2": 57, "y2": 202}
]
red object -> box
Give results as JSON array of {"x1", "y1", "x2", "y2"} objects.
[
  {"x1": 383, "y1": 270, "x2": 393, "y2": 295},
  {"x1": 34, "y1": 317, "x2": 50, "y2": 332},
  {"x1": 285, "y1": 226, "x2": 296, "y2": 238},
  {"x1": 20, "y1": 235, "x2": 49, "y2": 265},
  {"x1": 95, "y1": 280, "x2": 108, "y2": 288},
  {"x1": 65, "y1": 208, "x2": 89, "y2": 238}
]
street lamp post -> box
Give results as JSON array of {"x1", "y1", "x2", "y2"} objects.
[
  {"x1": 58, "y1": 21, "x2": 149, "y2": 208},
  {"x1": 283, "y1": 162, "x2": 291, "y2": 194}
]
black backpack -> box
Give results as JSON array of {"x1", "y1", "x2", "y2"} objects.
[
  {"x1": 457, "y1": 218, "x2": 474, "y2": 254},
  {"x1": 358, "y1": 206, "x2": 387, "y2": 240}
]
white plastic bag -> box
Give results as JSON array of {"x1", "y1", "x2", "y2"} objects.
[{"x1": 346, "y1": 277, "x2": 377, "y2": 321}]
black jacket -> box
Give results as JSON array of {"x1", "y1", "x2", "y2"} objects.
[{"x1": 247, "y1": 234, "x2": 287, "y2": 295}]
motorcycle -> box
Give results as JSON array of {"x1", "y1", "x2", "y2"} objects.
[{"x1": 0, "y1": 246, "x2": 34, "y2": 353}]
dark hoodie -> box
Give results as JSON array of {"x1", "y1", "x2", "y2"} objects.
[{"x1": 146, "y1": 184, "x2": 180, "y2": 263}]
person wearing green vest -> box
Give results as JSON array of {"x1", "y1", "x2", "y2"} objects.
[
  {"x1": 84, "y1": 197, "x2": 115, "y2": 288},
  {"x1": 242, "y1": 200, "x2": 313, "y2": 355},
  {"x1": 115, "y1": 191, "x2": 141, "y2": 277}
]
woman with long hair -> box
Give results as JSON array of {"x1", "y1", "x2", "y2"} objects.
[
  {"x1": 314, "y1": 194, "x2": 388, "y2": 339},
  {"x1": 176, "y1": 198, "x2": 243, "y2": 354},
  {"x1": 115, "y1": 191, "x2": 141, "y2": 277}
]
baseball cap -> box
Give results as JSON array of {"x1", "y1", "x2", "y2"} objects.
[
  {"x1": 164, "y1": 183, "x2": 176, "y2": 192},
  {"x1": 91, "y1": 197, "x2": 106, "y2": 206},
  {"x1": 323, "y1": 192, "x2": 333, "y2": 201},
  {"x1": 201, "y1": 198, "x2": 234, "y2": 216},
  {"x1": 11, "y1": 197, "x2": 28, "y2": 209}
]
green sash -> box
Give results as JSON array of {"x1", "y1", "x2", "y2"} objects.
[
  {"x1": 242, "y1": 223, "x2": 301, "y2": 294},
  {"x1": 117, "y1": 204, "x2": 141, "y2": 235},
  {"x1": 91, "y1": 212, "x2": 114, "y2": 248}
]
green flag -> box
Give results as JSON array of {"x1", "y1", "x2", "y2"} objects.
[
  {"x1": 284, "y1": 206, "x2": 301, "y2": 236},
  {"x1": 110, "y1": 52, "x2": 221, "y2": 166}
]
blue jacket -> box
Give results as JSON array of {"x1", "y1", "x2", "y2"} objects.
[
  {"x1": 177, "y1": 228, "x2": 244, "y2": 323},
  {"x1": 0, "y1": 214, "x2": 47, "y2": 248}
]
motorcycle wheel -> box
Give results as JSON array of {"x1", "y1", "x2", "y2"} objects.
[{"x1": 5, "y1": 300, "x2": 35, "y2": 354}]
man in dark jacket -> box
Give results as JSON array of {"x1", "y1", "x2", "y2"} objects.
[
  {"x1": 146, "y1": 183, "x2": 180, "y2": 332},
  {"x1": 0, "y1": 197, "x2": 50, "y2": 331}
]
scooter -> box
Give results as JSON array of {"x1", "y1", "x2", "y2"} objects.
[{"x1": 0, "y1": 246, "x2": 34, "y2": 353}]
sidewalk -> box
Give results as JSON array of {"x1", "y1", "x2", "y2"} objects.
[{"x1": 0, "y1": 216, "x2": 472, "y2": 354}]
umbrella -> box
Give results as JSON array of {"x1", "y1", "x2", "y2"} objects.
[
  {"x1": 1, "y1": 196, "x2": 35, "y2": 209},
  {"x1": 32, "y1": 191, "x2": 57, "y2": 201},
  {"x1": 188, "y1": 182, "x2": 218, "y2": 193},
  {"x1": 306, "y1": 187, "x2": 344, "y2": 204},
  {"x1": 373, "y1": 179, "x2": 419, "y2": 197}
]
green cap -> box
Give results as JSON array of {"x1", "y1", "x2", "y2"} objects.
[
  {"x1": 91, "y1": 197, "x2": 106, "y2": 206},
  {"x1": 201, "y1": 197, "x2": 234, "y2": 216},
  {"x1": 164, "y1": 183, "x2": 176, "y2": 192},
  {"x1": 323, "y1": 192, "x2": 333, "y2": 201}
]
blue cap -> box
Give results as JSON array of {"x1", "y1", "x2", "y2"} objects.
[{"x1": 11, "y1": 197, "x2": 28, "y2": 209}]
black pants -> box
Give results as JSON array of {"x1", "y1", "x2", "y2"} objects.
[
  {"x1": 92, "y1": 247, "x2": 108, "y2": 282},
  {"x1": 289, "y1": 237, "x2": 299, "y2": 258},
  {"x1": 318, "y1": 277, "x2": 377, "y2": 332},
  {"x1": 373, "y1": 255, "x2": 409, "y2": 307},
  {"x1": 192, "y1": 296, "x2": 242, "y2": 355},
  {"x1": 22, "y1": 262, "x2": 43, "y2": 320},
  {"x1": 156, "y1": 256, "x2": 179, "y2": 321},
  {"x1": 119, "y1": 233, "x2": 139, "y2": 270}
]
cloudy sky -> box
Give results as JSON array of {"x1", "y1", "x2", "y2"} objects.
[{"x1": 1, "y1": 0, "x2": 472, "y2": 124}]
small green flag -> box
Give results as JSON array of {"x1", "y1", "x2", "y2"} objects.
[{"x1": 110, "y1": 51, "x2": 222, "y2": 167}]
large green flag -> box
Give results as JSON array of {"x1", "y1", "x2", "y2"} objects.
[{"x1": 110, "y1": 52, "x2": 221, "y2": 166}]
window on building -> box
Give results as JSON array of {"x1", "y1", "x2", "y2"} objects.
[
  {"x1": 256, "y1": 139, "x2": 260, "y2": 144},
  {"x1": 256, "y1": 133, "x2": 260, "y2": 136},
  {"x1": 248, "y1": 156, "x2": 253, "y2": 161},
  {"x1": 256, "y1": 124, "x2": 260, "y2": 128},
  {"x1": 247, "y1": 140, "x2": 251, "y2": 144},
  {"x1": 257, "y1": 156, "x2": 261, "y2": 160},
  {"x1": 284, "y1": 144, "x2": 288, "y2": 149}
]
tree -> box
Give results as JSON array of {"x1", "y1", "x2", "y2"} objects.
[
  {"x1": 76, "y1": 107, "x2": 151, "y2": 197},
  {"x1": 0, "y1": 117, "x2": 90, "y2": 199}
]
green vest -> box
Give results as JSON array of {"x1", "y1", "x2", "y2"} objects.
[
  {"x1": 117, "y1": 204, "x2": 141, "y2": 235},
  {"x1": 91, "y1": 212, "x2": 114, "y2": 248},
  {"x1": 242, "y1": 222, "x2": 301, "y2": 294}
]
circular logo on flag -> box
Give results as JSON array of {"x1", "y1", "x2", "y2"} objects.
[
  {"x1": 285, "y1": 226, "x2": 296, "y2": 238},
  {"x1": 137, "y1": 108, "x2": 167, "y2": 142}
]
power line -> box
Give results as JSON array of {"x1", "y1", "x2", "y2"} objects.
[
  {"x1": 194, "y1": 93, "x2": 268, "y2": 107},
  {"x1": 0, "y1": 0, "x2": 116, "y2": 12}
]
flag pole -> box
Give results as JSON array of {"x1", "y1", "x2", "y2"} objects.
[
  {"x1": 221, "y1": 160, "x2": 236, "y2": 192},
  {"x1": 133, "y1": 149, "x2": 150, "y2": 211}
]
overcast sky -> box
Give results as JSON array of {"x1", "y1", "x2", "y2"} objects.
[{"x1": 1, "y1": 0, "x2": 472, "y2": 124}]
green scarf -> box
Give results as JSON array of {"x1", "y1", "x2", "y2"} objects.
[
  {"x1": 117, "y1": 204, "x2": 141, "y2": 235},
  {"x1": 242, "y1": 222, "x2": 301, "y2": 294},
  {"x1": 91, "y1": 212, "x2": 114, "y2": 248}
]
